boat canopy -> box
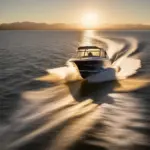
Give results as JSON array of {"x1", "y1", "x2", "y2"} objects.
[{"x1": 78, "y1": 46, "x2": 100, "y2": 51}]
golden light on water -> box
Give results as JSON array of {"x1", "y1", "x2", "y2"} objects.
[
  {"x1": 81, "y1": 30, "x2": 96, "y2": 46},
  {"x1": 81, "y1": 12, "x2": 99, "y2": 29}
]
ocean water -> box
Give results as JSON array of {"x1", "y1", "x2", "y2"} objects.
[{"x1": 0, "y1": 30, "x2": 150, "y2": 150}]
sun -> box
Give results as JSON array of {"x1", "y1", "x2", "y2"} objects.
[{"x1": 81, "y1": 12, "x2": 99, "y2": 29}]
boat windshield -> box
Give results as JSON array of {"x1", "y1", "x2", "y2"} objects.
[{"x1": 77, "y1": 49, "x2": 107, "y2": 58}]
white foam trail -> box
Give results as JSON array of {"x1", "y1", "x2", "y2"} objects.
[
  {"x1": 94, "y1": 36, "x2": 125, "y2": 59},
  {"x1": 94, "y1": 37, "x2": 141, "y2": 81},
  {"x1": 86, "y1": 36, "x2": 141, "y2": 82},
  {"x1": 46, "y1": 65, "x2": 82, "y2": 82},
  {"x1": 44, "y1": 33, "x2": 141, "y2": 83},
  {"x1": 113, "y1": 37, "x2": 141, "y2": 79},
  {"x1": 116, "y1": 58, "x2": 141, "y2": 77},
  {"x1": 113, "y1": 37, "x2": 138, "y2": 67},
  {"x1": 80, "y1": 32, "x2": 141, "y2": 81},
  {"x1": 47, "y1": 67, "x2": 73, "y2": 79}
]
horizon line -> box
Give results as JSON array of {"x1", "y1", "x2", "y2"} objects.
[{"x1": 0, "y1": 21, "x2": 150, "y2": 26}]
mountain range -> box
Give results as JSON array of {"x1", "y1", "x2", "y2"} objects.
[{"x1": 0, "y1": 22, "x2": 150, "y2": 30}]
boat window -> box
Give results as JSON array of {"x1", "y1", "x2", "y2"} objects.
[
  {"x1": 77, "y1": 51, "x2": 85, "y2": 57},
  {"x1": 84, "y1": 51, "x2": 100, "y2": 57},
  {"x1": 77, "y1": 49, "x2": 107, "y2": 58}
]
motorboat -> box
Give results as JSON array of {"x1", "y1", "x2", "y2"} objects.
[
  {"x1": 41, "y1": 45, "x2": 140, "y2": 83},
  {"x1": 67, "y1": 46, "x2": 112, "y2": 78}
]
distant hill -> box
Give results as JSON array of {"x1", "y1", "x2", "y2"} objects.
[
  {"x1": 0, "y1": 22, "x2": 150, "y2": 30},
  {"x1": 0, "y1": 22, "x2": 78, "y2": 30}
]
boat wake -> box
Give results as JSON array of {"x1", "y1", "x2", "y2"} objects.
[
  {"x1": 36, "y1": 33, "x2": 141, "y2": 83},
  {"x1": 87, "y1": 35, "x2": 141, "y2": 82}
]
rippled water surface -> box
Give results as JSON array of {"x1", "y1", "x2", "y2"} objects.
[{"x1": 0, "y1": 30, "x2": 150, "y2": 150}]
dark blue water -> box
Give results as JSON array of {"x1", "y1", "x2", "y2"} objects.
[{"x1": 0, "y1": 30, "x2": 150, "y2": 150}]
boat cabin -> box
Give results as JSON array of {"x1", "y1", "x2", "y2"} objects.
[{"x1": 76, "y1": 46, "x2": 107, "y2": 58}]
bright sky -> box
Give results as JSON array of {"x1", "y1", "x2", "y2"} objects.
[{"x1": 0, "y1": 0, "x2": 150, "y2": 25}]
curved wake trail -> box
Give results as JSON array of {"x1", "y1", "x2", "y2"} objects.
[
  {"x1": 37, "y1": 35, "x2": 141, "y2": 83},
  {"x1": 86, "y1": 35, "x2": 141, "y2": 82}
]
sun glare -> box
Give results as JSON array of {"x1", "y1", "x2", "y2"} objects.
[{"x1": 81, "y1": 13, "x2": 99, "y2": 29}]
